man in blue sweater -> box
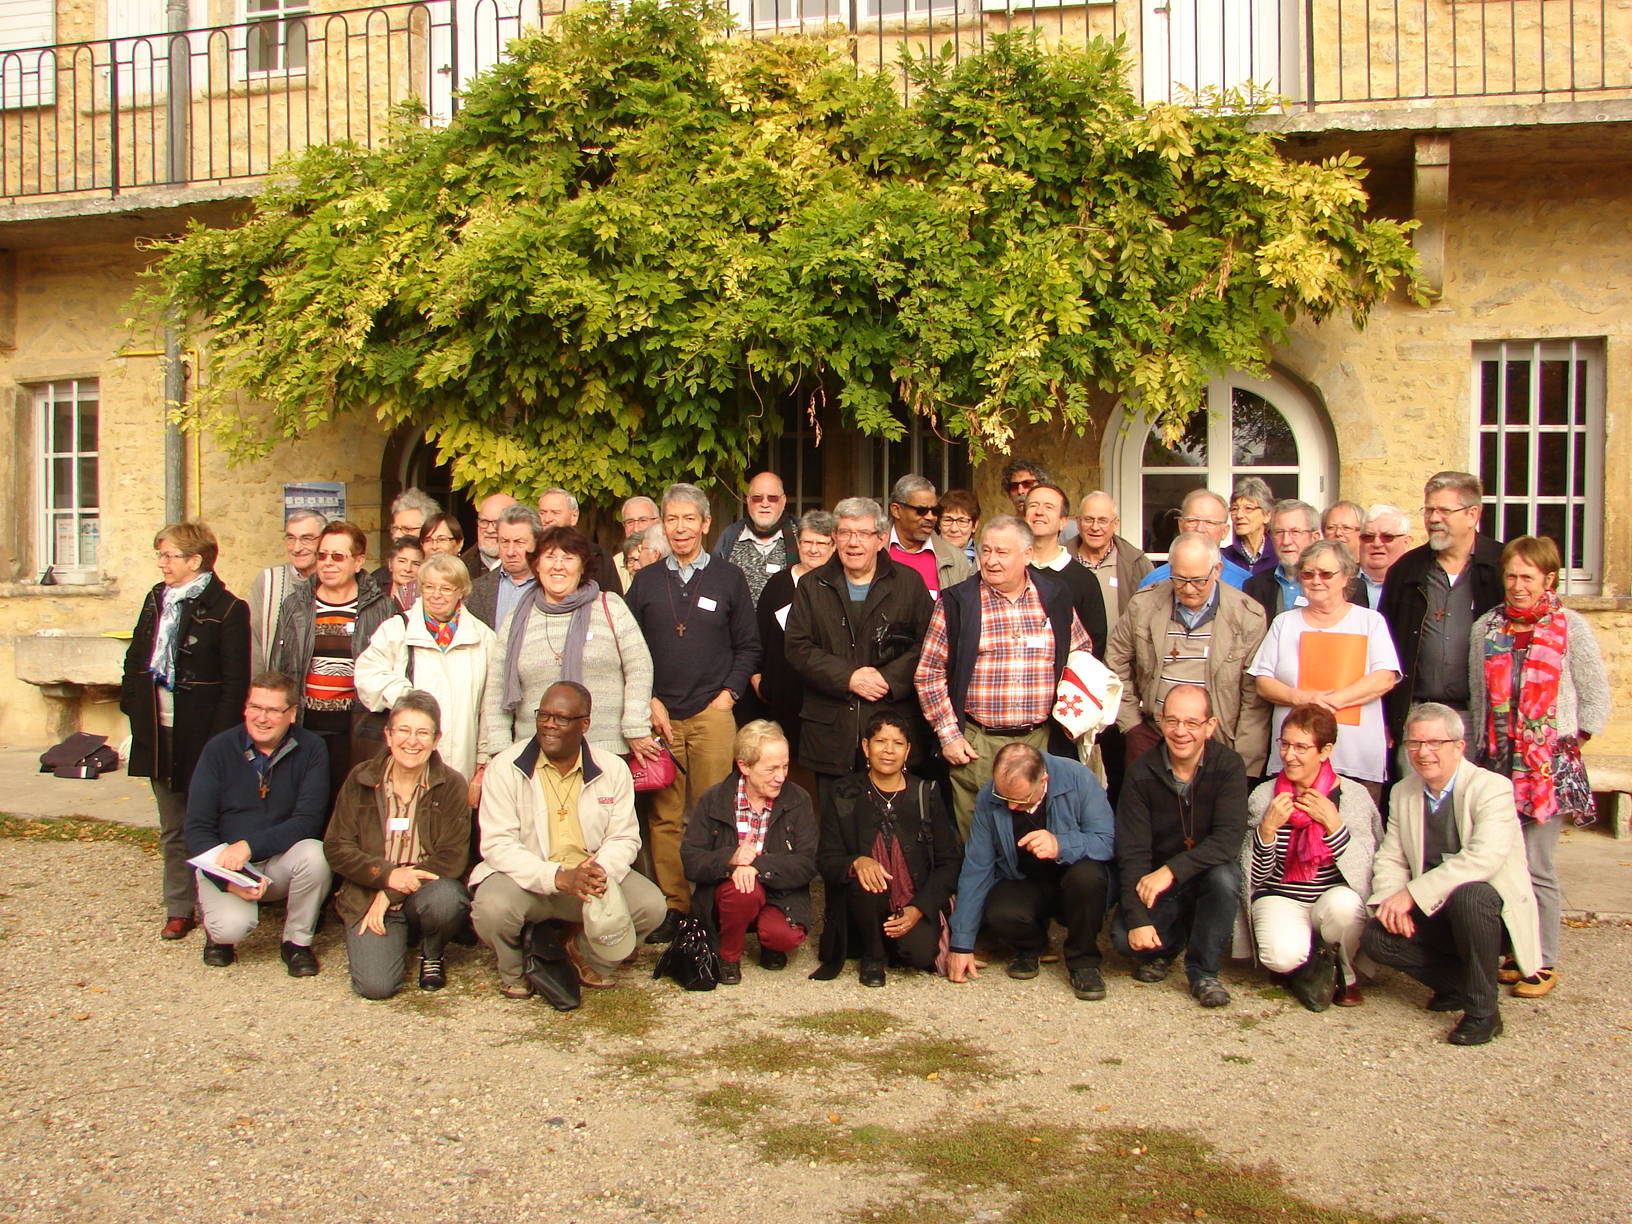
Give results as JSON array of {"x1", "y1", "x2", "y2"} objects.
[
  {"x1": 185, "y1": 671, "x2": 333, "y2": 975},
  {"x1": 945, "y1": 744, "x2": 1117, "y2": 1000}
]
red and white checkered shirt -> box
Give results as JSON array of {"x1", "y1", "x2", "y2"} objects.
[
  {"x1": 733, "y1": 776, "x2": 773, "y2": 854},
  {"x1": 916, "y1": 577, "x2": 1091, "y2": 745}
]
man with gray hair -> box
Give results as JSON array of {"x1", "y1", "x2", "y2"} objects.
[
  {"x1": 373, "y1": 487, "x2": 442, "y2": 590},
  {"x1": 466, "y1": 504, "x2": 542, "y2": 630},
  {"x1": 887, "y1": 474, "x2": 970, "y2": 600},
  {"x1": 786, "y1": 496, "x2": 934, "y2": 797},
  {"x1": 1072, "y1": 490, "x2": 1152, "y2": 630},
  {"x1": 1378, "y1": 471, "x2": 1504, "y2": 752},
  {"x1": 1362, "y1": 702, "x2": 1540, "y2": 1045},
  {"x1": 614, "y1": 496, "x2": 661, "y2": 590},
  {"x1": 625, "y1": 483, "x2": 761, "y2": 942},
  {"x1": 1320, "y1": 499, "x2": 1365, "y2": 562},
  {"x1": 250, "y1": 509, "x2": 327, "y2": 672},
  {"x1": 1139, "y1": 489, "x2": 1252, "y2": 591},
  {"x1": 538, "y1": 488, "x2": 621, "y2": 594},
  {"x1": 1356, "y1": 503, "x2": 1413, "y2": 608},
  {"x1": 915, "y1": 516, "x2": 1092, "y2": 836},
  {"x1": 460, "y1": 492, "x2": 516, "y2": 577},
  {"x1": 1106, "y1": 532, "x2": 1270, "y2": 774},
  {"x1": 712, "y1": 472, "x2": 799, "y2": 605},
  {"x1": 1243, "y1": 499, "x2": 1364, "y2": 623}
]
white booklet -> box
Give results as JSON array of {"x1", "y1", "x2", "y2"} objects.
[{"x1": 186, "y1": 844, "x2": 270, "y2": 890}]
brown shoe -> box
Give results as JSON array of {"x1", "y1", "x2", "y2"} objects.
[
  {"x1": 1513, "y1": 968, "x2": 1558, "y2": 998},
  {"x1": 160, "y1": 916, "x2": 196, "y2": 941},
  {"x1": 565, "y1": 937, "x2": 614, "y2": 989},
  {"x1": 1497, "y1": 958, "x2": 1522, "y2": 985},
  {"x1": 1333, "y1": 984, "x2": 1364, "y2": 1007},
  {"x1": 498, "y1": 981, "x2": 534, "y2": 999}
]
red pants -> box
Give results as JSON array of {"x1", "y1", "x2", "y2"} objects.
[{"x1": 714, "y1": 879, "x2": 806, "y2": 962}]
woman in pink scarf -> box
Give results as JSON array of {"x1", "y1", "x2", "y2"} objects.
[
  {"x1": 1241, "y1": 704, "x2": 1380, "y2": 1008},
  {"x1": 1470, "y1": 536, "x2": 1610, "y2": 1000}
]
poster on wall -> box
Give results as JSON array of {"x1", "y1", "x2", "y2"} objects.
[{"x1": 284, "y1": 482, "x2": 346, "y2": 523}]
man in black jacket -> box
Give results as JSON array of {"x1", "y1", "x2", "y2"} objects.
[
  {"x1": 785, "y1": 497, "x2": 934, "y2": 805},
  {"x1": 1377, "y1": 471, "x2": 1505, "y2": 751},
  {"x1": 1113, "y1": 684, "x2": 1249, "y2": 1007}
]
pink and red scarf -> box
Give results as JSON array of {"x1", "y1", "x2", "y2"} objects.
[
  {"x1": 1271, "y1": 760, "x2": 1340, "y2": 883},
  {"x1": 1482, "y1": 590, "x2": 1568, "y2": 823}
]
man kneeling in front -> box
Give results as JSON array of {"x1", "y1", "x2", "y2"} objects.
[
  {"x1": 184, "y1": 671, "x2": 333, "y2": 975},
  {"x1": 471, "y1": 681, "x2": 665, "y2": 998},
  {"x1": 1362, "y1": 702, "x2": 1541, "y2": 1045}
]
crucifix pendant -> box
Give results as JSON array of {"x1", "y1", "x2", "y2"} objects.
[
  {"x1": 1184, "y1": 836, "x2": 1194, "y2": 850},
  {"x1": 1434, "y1": 608, "x2": 1446, "y2": 622},
  {"x1": 258, "y1": 779, "x2": 269, "y2": 800},
  {"x1": 675, "y1": 623, "x2": 686, "y2": 638}
]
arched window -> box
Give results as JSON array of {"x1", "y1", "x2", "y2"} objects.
[{"x1": 1105, "y1": 369, "x2": 1336, "y2": 556}]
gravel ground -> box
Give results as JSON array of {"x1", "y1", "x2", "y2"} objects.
[{"x1": 2, "y1": 836, "x2": 1629, "y2": 1224}]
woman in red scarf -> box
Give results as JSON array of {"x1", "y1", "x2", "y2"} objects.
[
  {"x1": 1242, "y1": 703, "x2": 1380, "y2": 1008},
  {"x1": 1470, "y1": 536, "x2": 1610, "y2": 1000}
]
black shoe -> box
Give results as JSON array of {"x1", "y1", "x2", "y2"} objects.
[
  {"x1": 1007, "y1": 951, "x2": 1040, "y2": 980},
  {"x1": 1132, "y1": 955, "x2": 1173, "y2": 983},
  {"x1": 645, "y1": 910, "x2": 682, "y2": 945},
  {"x1": 859, "y1": 959, "x2": 886, "y2": 988},
  {"x1": 717, "y1": 959, "x2": 742, "y2": 986},
  {"x1": 758, "y1": 947, "x2": 788, "y2": 971},
  {"x1": 202, "y1": 941, "x2": 235, "y2": 968},
  {"x1": 1070, "y1": 965, "x2": 1107, "y2": 1001},
  {"x1": 1426, "y1": 990, "x2": 1465, "y2": 1012},
  {"x1": 1190, "y1": 976, "x2": 1231, "y2": 1008},
  {"x1": 281, "y1": 941, "x2": 319, "y2": 978},
  {"x1": 419, "y1": 956, "x2": 447, "y2": 991},
  {"x1": 1447, "y1": 1012, "x2": 1503, "y2": 1046}
]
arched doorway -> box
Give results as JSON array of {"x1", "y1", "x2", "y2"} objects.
[
  {"x1": 381, "y1": 428, "x2": 476, "y2": 550},
  {"x1": 1103, "y1": 368, "x2": 1337, "y2": 557}
]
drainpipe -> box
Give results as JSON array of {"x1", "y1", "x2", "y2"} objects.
[{"x1": 163, "y1": 0, "x2": 191, "y2": 522}]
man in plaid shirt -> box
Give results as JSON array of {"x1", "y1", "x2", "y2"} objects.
[{"x1": 916, "y1": 516, "x2": 1093, "y2": 839}]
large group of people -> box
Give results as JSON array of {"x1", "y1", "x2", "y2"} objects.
[{"x1": 119, "y1": 464, "x2": 1610, "y2": 1046}]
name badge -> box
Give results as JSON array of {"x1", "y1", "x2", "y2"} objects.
[
  {"x1": 698, "y1": 596, "x2": 719, "y2": 612},
  {"x1": 584, "y1": 630, "x2": 595, "y2": 640},
  {"x1": 765, "y1": 564, "x2": 782, "y2": 575},
  {"x1": 1108, "y1": 577, "x2": 1118, "y2": 588},
  {"x1": 387, "y1": 817, "x2": 410, "y2": 833},
  {"x1": 1023, "y1": 634, "x2": 1049, "y2": 649}
]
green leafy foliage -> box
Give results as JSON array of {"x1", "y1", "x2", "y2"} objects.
[{"x1": 137, "y1": 0, "x2": 1422, "y2": 496}]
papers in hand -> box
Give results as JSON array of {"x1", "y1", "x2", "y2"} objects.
[{"x1": 187, "y1": 844, "x2": 269, "y2": 890}]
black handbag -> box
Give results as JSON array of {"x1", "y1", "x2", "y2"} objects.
[
  {"x1": 652, "y1": 912, "x2": 721, "y2": 992},
  {"x1": 522, "y1": 922, "x2": 582, "y2": 1012},
  {"x1": 1285, "y1": 931, "x2": 1339, "y2": 1014}
]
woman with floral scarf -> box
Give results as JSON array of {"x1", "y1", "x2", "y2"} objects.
[{"x1": 1469, "y1": 536, "x2": 1610, "y2": 999}]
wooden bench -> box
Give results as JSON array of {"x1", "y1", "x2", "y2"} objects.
[{"x1": 1586, "y1": 754, "x2": 1632, "y2": 840}]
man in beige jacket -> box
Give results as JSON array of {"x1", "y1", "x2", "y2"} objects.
[{"x1": 1104, "y1": 533, "x2": 1270, "y2": 777}]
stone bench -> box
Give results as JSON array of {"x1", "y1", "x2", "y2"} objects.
[
  {"x1": 1585, "y1": 754, "x2": 1632, "y2": 840},
  {"x1": 14, "y1": 632, "x2": 127, "y2": 741}
]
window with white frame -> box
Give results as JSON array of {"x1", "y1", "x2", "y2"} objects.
[
  {"x1": 34, "y1": 379, "x2": 100, "y2": 573},
  {"x1": 245, "y1": 0, "x2": 309, "y2": 75},
  {"x1": 1473, "y1": 338, "x2": 1605, "y2": 594}
]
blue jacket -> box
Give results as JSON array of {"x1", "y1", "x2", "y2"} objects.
[
  {"x1": 184, "y1": 724, "x2": 331, "y2": 861},
  {"x1": 948, "y1": 753, "x2": 1115, "y2": 952}
]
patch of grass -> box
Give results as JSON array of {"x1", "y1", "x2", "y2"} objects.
[
  {"x1": 1222, "y1": 1054, "x2": 1254, "y2": 1064},
  {"x1": 856, "y1": 1035, "x2": 1002, "y2": 1083},
  {"x1": 710, "y1": 1033, "x2": 837, "y2": 1076},
  {"x1": 1256, "y1": 984, "x2": 1291, "y2": 1001},
  {"x1": 1098, "y1": 1056, "x2": 1123, "y2": 1066},
  {"x1": 691, "y1": 1081, "x2": 781, "y2": 1135},
  {"x1": 1068, "y1": 1084, "x2": 1093, "y2": 1094},
  {"x1": 0, "y1": 814, "x2": 159, "y2": 852},
  {"x1": 574, "y1": 985, "x2": 663, "y2": 1039},
  {"x1": 759, "y1": 1119, "x2": 903, "y2": 1165},
  {"x1": 1236, "y1": 1014, "x2": 1263, "y2": 1031},
  {"x1": 787, "y1": 1006, "x2": 897, "y2": 1040},
  {"x1": 897, "y1": 1120, "x2": 1084, "y2": 1188}
]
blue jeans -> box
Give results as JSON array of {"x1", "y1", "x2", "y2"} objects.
[{"x1": 1112, "y1": 860, "x2": 1242, "y2": 983}]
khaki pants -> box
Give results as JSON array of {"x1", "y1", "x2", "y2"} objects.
[
  {"x1": 947, "y1": 722, "x2": 1051, "y2": 842},
  {"x1": 472, "y1": 870, "x2": 666, "y2": 988},
  {"x1": 649, "y1": 705, "x2": 737, "y2": 911}
]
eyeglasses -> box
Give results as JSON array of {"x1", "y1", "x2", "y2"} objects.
[
  {"x1": 315, "y1": 550, "x2": 356, "y2": 562},
  {"x1": 154, "y1": 551, "x2": 192, "y2": 563},
  {"x1": 1079, "y1": 516, "x2": 1116, "y2": 529},
  {"x1": 992, "y1": 779, "x2": 1046, "y2": 807},
  {"x1": 900, "y1": 503, "x2": 942, "y2": 517},
  {"x1": 1299, "y1": 568, "x2": 1342, "y2": 582},
  {"x1": 747, "y1": 493, "x2": 784, "y2": 504},
  {"x1": 1170, "y1": 572, "x2": 1214, "y2": 589},
  {"x1": 245, "y1": 702, "x2": 292, "y2": 717},
  {"x1": 477, "y1": 517, "x2": 503, "y2": 529},
  {"x1": 283, "y1": 533, "x2": 321, "y2": 545},
  {"x1": 1004, "y1": 478, "x2": 1038, "y2": 494},
  {"x1": 1178, "y1": 515, "x2": 1228, "y2": 529},
  {"x1": 423, "y1": 533, "x2": 456, "y2": 545},
  {"x1": 389, "y1": 727, "x2": 437, "y2": 743},
  {"x1": 939, "y1": 515, "x2": 973, "y2": 528},
  {"x1": 622, "y1": 516, "x2": 657, "y2": 529},
  {"x1": 1359, "y1": 531, "x2": 1405, "y2": 543},
  {"x1": 419, "y1": 583, "x2": 459, "y2": 597},
  {"x1": 535, "y1": 711, "x2": 589, "y2": 726},
  {"x1": 835, "y1": 528, "x2": 880, "y2": 542},
  {"x1": 1403, "y1": 737, "x2": 1461, "y2": 751},
  {"x1": 1271, "y1": 527, "x2": 1314, "y2": 539},
  {"x1": 1421, "y1": 504, "x2": 1475, "y2": 520},
  {"x1": 1278, "y1": 739, "x2": 1320, "y2": 754},
  {"x1": 537, "y1": 551, "x2": 580, "y2": 566},
  {"x1": 1160, "y1": 716, "x2": 1211, "y2": 732}
]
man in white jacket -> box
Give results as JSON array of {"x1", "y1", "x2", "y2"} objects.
[{"x1": 470, "y1": 682, "x2": 665, "y2": 997}]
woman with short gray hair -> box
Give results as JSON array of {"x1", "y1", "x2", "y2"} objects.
[{"x1": 1224, "y1": 476, "x2": 1278, "y2": 576}]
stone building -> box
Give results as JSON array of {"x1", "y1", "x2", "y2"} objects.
[{"x1": 1, "y1": 1, "x2": 1628, "y2": 768}]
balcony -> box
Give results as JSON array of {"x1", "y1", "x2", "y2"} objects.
[{"x1": 2, "y1": 1, "x2": 1629, "y2": 207}]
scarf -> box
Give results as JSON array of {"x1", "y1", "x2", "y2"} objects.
[
  {"x1": 424, "y1": 607, "x2": 458, "y2": 650},
  {"x1": 148, "y1": 572, "x2": 213, "y2": 688},
  {"x1": 502, "y1": 581, "x2": 600, "y2": 713},
  {"x1": 1271, "y1": 759, "x2": 1340, "y2": 883},
  {"x1": 1482, "y1": 590, "x2": 1568, "y2": 822}
]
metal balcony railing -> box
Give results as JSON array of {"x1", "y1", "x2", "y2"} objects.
[{"x1": 3, "y1": 2, "x2": 1629, "y2": 205}]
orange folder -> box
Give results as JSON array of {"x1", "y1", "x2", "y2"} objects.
[{"x1": 1297, "y1": 632, "x2": 1368, "y2": 726}]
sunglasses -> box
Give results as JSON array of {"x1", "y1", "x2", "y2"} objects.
[
  {"x1": 315, "y1": 550, "x2": 357, "y2": 562},
  {"x1": 901, "y1": 503, "x2": 942, "y2": 517},
  {"x1": 1359, "y1": 531, "x2": 1405, "y2": 543},
  {"x1": 747, "y1": 493, "x2": 784, "y2": 504},
  {"x1": 1300, "y1": 568, "x2": 1342, "y2": 581},
  {"x1": 1004, "y1": 479, "x2": 1038, "y2": 494}
]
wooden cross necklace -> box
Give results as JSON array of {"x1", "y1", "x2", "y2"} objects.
[
  {"x1": 1177, "y1": 789, "x2": 1197, "y2": 850},
  {"x1": 665, "y1": 575, "x2": 693, "y2": 639}
]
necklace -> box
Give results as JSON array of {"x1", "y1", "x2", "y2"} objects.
[
  {"x1": 1176, "y1": 788, "x2": 1197, "y2": 851},
  {"x1": 539, "y1": 764, "x2": 575, "y2": 818},
  {"x1": 663, "y1": 572, "x2": 693, "y2": 639},
  {"x1": 540, "y1": 610, "x2": 565, "y2": 664},
  {"x1": 867, "y1": 774, "x2": 906, "y2": 814}
]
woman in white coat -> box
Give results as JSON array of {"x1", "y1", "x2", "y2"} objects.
[{"x1": 356, "y1": 553, "x2": 496, "y2": 790}]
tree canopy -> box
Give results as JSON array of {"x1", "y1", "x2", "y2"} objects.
[{"x1": 140, "y1": 0, "x2": 1422, "y2": 500}]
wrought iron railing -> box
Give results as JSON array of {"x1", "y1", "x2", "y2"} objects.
[{"x1": 2, "y1": 2, "x2": 1628, "y2": 204}]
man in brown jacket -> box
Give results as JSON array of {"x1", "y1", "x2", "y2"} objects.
[{"x1": 1104, "y1": 533, "x2": 1270, "y2": 777}]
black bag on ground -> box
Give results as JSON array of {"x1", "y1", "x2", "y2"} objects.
[
  {"x1": 652, "y1": 912, "x2": 720, "y2": 992},
  {"x1": 522, "y1": 921, "x2": 581, "y2": 1012},
  {"x1": 1285, "y1": 932, "x2": 1338, "y2": 1014},
  {"x1": 39, "y1": 732, "x2": 120, "y2": 779}
]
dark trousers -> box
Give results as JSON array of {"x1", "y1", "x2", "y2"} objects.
[
  {"x1": 313, "y1": 727, "x2": 352, "y2": 817},
  {"x1": 1361, "y1": 881, "x2": 1505, "y2": 1019},
  {"x1": 983, "y1": 858, "x2": 1110, "y2": 969},
  {"x1": 846, "y1": 887, "x2": 940, "y2": 970},
  {"x1": 342, "y1": 877, "x2": 472, "y2": 1000},
  {"x1": 1112, "y1": 860, "x2": 1242, "y2": 983}
]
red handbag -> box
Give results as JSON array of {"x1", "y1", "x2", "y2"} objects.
[{"x1": 626, "y1": 739, "x2": 681, "y2": 792}]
